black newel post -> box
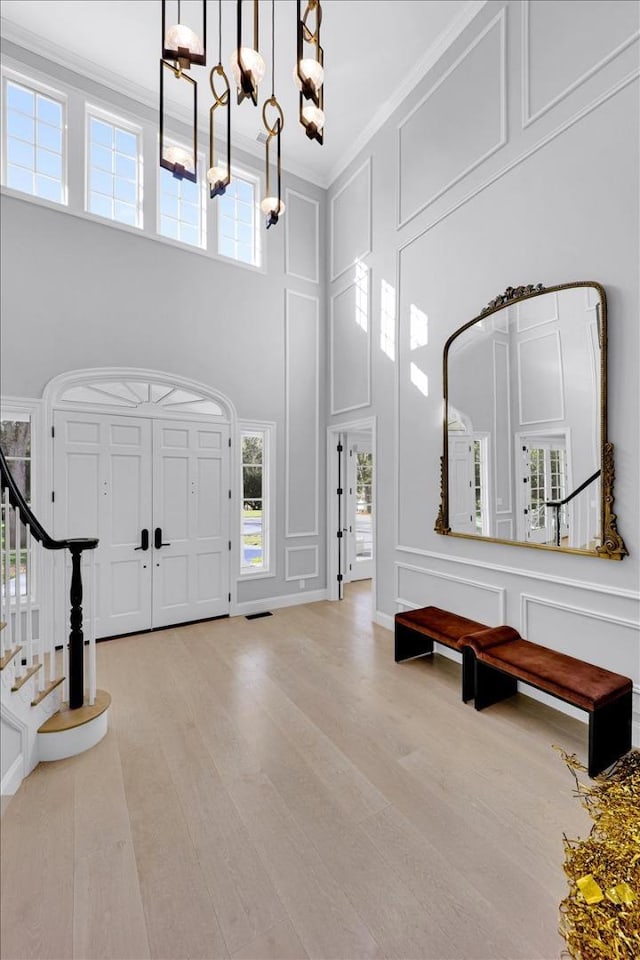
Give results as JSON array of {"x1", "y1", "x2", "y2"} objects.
[{"x1": 68, "y1": 545, "x2": 85, "y2": 709}]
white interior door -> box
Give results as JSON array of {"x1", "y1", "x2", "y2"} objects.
[
  {"x1": 152, "y1": 420, "x2": 230, "y2": 627},
  {"x1": 345, "y1": 437, "x2": 373, "y2": 581},
  {"x1": 53, "y1": 411, "x2": 153, "y2": 638},
  {"x1": 54, "y1": 411, "x2": 230, "y2": 638},
  {"x1": 448, "y1": 437, "x2": 475, "y2": 533}
]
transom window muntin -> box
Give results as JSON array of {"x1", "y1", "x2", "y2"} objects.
[
  {"x1": 3, "y1": 75, "x2": 66, "y2": 204},
  {"x1": 218, "y1": 172, "x2": 260, "y2": 267},
  {"x1": 86, "y1": 108, "x2": 142, "y2": 227},
  {"x1": 158, "y1": 145, "x2": 205, "y2": 248}
]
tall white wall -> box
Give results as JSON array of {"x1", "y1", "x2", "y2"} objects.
[
  {"x1": 0, "y1": 40, "x2": 326, "y2": 608},
  {"x1": 327, "y1": 0, "x2": 640, "y2": 739}
]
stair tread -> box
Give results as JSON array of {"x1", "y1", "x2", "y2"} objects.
[
  {"x1": 38, "y1": 689, "x2": 111, "y2": 733},
  {"x1": 31, "y1": 675, "x2": 65, "y2": 707},
  {"x1": 11, "y1": 662, "x2": 42, "y2": 691},
  {"x1": 0, "y1": 645, "x2": 22, "y2": 671}
]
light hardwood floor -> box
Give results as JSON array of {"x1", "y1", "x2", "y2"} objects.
[{"x1": 1, "y1": 583, "x2": 592, "y2": 960}]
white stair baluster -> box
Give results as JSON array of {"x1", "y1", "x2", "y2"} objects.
[
  {"x1": 14, "y1": 506, "x2": 23, "y2": 678},
  {"x1": 25, "y1": 521, "x2": 34, "y2": 671},
  {"x1": 3, "y1": 491, "x2": 11, "y2": 654}
]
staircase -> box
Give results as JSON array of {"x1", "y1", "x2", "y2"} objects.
[{"x1": 1, "y1": 450, "x2": 110, "y2": 798}]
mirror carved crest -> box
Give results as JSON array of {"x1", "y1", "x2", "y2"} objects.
[{"x1": 435, "y1": 282, "x2": 627, "y2": 560}]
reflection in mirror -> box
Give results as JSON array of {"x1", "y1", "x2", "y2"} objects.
[{"x1": 436, "y1": 283, "x2": 627, "y2": 559}]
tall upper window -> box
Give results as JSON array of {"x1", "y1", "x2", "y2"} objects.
[
  {"x1": 158, "y1": 149, "x2": 205, "y2": 247},
  {"x1": 218, "y1": 173, "x2": 259, "y2": 266},
  {"x1": 86, "y1": 111, "x2": 141, "y2": 227},
  {"x1": 3, "y1": 77, "x2": 65, "y2": 203}
]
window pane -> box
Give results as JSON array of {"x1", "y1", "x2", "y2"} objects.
[
  {"x1": 162, "y1": 171, "x2": 180, "y2": 196},
  {"x1": 37, "y1": 96, "x2": 61, "y2": 126},
  {"x1": 181, "y1": 201, "x2": 199, "y2": 226},
  {"x1": 114, "y1": 201, "x2": 137, "y2": 226},
  {"x1": 6, "y1": 165, "x2": 33, "y2": 193},
  {"x1": 38, "y1": 123, "x2": 62, "y2": 153},
  {"x1": 115, "y1": 178, "x2": 137, "y2": 203},
  {"x1": 7, "y1": 138, "x2": 35, "y2": 168},
  {"x1": 90, "y1": 118, "x2": 112, "y2": 147},
  {"x1": 242, "y1": 533, "x2": 263, "y2": 568},
  {"x1": 242, "y1": 435, "x2": 262, "y2": 464},
  {"x1": 115, "y1": 128, "x2": 136, "y2": 156},
  {"x1": 115, "y1": 153, "x2": 136, "y2": 181},
  {"x1": 0, "y1": 420, "x2": 31, "y2": 458},
  {"x1": 181, "y1": 178, "x2": 199, "y2": 203},
  {"x1": 160, "y1": 216, "x2": 179, "y2": 240},
  {"x1": 7, "y1": 82, "x2": 34, "y2": 115},
  {"x1": 219, "y1": 235, "x2": 234, "y2": 259},
  {"x1": 220, "y1": 215, "x2": 236, "y2": 240},
  {"x1": 236, "y1": 179, "x2": 252, "y2": 203},
  {"x1": 243, "y1": 465, "x2": 262, "y2": 498},
  {"x1": 180, "y1": 224, "x2": 200, "y2": 247},
  {"x1": 90, "y1": 167, "x2": 113, "y2": 196},
  {"x1": 237, "y1": 201, "x2": 253, "y2": 224},
  {"x1": 35, "y1": 175, "x2": 62, "y2": 203},
  {"x1": 238, "y1": 243, "x2": 253, "y2": 264},
  {"x1": 161, "y1": 194, "x2": 180, "y2": 219},
  {"x1": 89, "y1": 192, "x2": 113, "y2": 218},
  {"x1": 7, "y1": 111, "x2": 35, "y2": 142},
  {"x1": 91, "y1": 142, "x2": 113, "y2": 172},
  {"x1": 36, "y1": 148, "x2": 62, "y2": 178}
]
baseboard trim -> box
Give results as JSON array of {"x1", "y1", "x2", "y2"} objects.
[
  {"x1": 0, "y1": 753, "x2": 24, "y2": 796},
  {"x1": 233, "y1": 588, "x2": 328, "y2": 618},
  {"x1": 374, "y1": 610, "x2": 394, "y2": 632}
]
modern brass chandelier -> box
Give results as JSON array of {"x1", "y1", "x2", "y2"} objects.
[{"x1": 159, "y1": 0, "x2": 325, "y2": 228}]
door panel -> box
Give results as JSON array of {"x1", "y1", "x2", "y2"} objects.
[
  {"x1": 54, "y1": 411, "x2": 153, "y2": 639},
  {"x1": 152, "y1": 419, "x2": 230, "y2": 626},
  {"x1": 448, "y1": 437, "x2": 475, "y2": 534}
]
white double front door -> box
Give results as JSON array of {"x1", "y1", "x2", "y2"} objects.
[{"x1": 53, "y1": 411, "x2": 230, "y2": 638}]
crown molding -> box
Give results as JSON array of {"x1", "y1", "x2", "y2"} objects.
[
  {"x1": 326, "y1": 0, "x2": 488, "y2": 189},
  {"x1": 0, "y1": 18, "x2": 326, "y2": 188}
]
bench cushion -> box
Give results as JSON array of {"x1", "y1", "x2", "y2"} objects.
[
  {"x1": 395, "y1": 606, "x2": 487, "y2": 650},
  {"x1": 460, "y1": 626, "x2": 521, "y2": 654},
  {"x1": 479, "y1": 638, "x2": 632, "y2": 711}
]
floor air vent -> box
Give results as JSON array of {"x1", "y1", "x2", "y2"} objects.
[{"x1": 245, "y1": 611, "x2": 273, "y2": 620}]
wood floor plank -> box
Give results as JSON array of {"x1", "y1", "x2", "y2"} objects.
[{"x1": 231, "y1": 918, "x2": 309, "y2": 960}]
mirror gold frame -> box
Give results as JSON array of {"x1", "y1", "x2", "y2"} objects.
[{"x1": 435, "y1": 282, "x2": 628, "y2": 560}]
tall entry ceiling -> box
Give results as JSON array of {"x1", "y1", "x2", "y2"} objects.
[{"x1": 0, "y1": 1, "x2": 483, "y2": 186}]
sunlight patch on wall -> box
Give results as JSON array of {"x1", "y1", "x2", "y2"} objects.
[
  {"x1": 410, "y1": 304, "x2": 428, "y2": 350},
  {"x1": 410, "y1": 362, "x2": 429, "y2": 397},
  {"x1": 380, "y1": 279, "x2": 396, "y2": 361}
]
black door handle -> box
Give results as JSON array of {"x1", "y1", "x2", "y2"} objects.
[
  {"x1": 154, "y1": 527, "x2": 171, "y2": 549},
  {"x1": 134, "y1": 528, "x2": 149, "y2": 551}
]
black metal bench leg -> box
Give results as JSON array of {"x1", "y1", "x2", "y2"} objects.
[
  {"x1": 394, "y1": 623, "x2": 434, "y2": 663},
  {"x1": 462, "y1": 648, "x2": 476, "y2": 702},
  {"x1": 588, "y1": 691, "x2": 632, "y2": 778},
  {"x1": 474, "y1": 661, "x2": 518, "y2": 711}
]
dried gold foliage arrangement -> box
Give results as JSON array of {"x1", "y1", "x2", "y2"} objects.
[{"x1": 559, "y1": 749, "x2": 639, "y2": 959}]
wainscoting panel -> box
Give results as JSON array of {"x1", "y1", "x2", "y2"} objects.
[
  {"x1": 285, "y1": 291, "x2": 319, "y2": 538},
  {"x1": 520, "y1": 593, "x2": 640, "y2": 686},
  {"x1": 330, "y1": 269, "x2": 371, "y2": 415},
  {"x1": 517, "y1": 330, "x2": 564, "y2": 425},
  {"x1": 330, "y1": 158, "x2": 372, "y2": 281},
  {"x1": 398, "y1": 10, "x2": 506, "y2": 227},
  {"x1": 285, "y1": 545, "x2": 319, "y2": 581},
  {"x1": 523, "y1": 0, "x2": 640, "y2": 126},
  {"x1": 285, "y1": 189, "x2": 319, "y2": 284},
  {"x1": 493, "y1": 339, "x2": 512, "y2": 515},
  {"x1": 396, "y1": 562, "x2": 506, "y2": 625}
]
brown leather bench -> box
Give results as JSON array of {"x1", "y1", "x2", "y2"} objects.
[
  {"x1": 394, "y1": 606, "x2": 490, "y2": 700},
  {"x1": 460, "y1": 627, "x2": 632, "y2": 777}
]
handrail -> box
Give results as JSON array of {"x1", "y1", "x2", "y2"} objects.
[
  {"x1": 1, "y1": 444, "x2": 98, "y2": 708},
  {"x1": 545, "y1": 469, "x2": 601, "y2": 547},
  {"x1": 545, "y1": 469, "x2": 601, "y2": 510},
  {"x1": 1, "y1": 445, "x2": 98, "y2": 552}
]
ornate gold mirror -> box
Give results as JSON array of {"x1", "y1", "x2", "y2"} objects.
[{"x1": 435, "y1": 283, "x2": 627, "y2": 559}]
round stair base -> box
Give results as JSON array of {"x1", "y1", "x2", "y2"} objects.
[{"x1": 37, "y1": 690, "x2": 111, "y2": 762}]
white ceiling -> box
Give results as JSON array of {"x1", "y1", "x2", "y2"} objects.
[{"x1": 0, "y1": 0, "x2": 484, "y2": 187}]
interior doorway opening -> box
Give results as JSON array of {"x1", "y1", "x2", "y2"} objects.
[{"x1": 326, "y1": 418, "x2": 376, "y2": 607}]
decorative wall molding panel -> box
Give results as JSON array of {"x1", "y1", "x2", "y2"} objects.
[
  {"x1": 397, "y1": 9, "x2": 507, "y2": 229},
  {"x1": 395, "y1": 561, "x2": 506, "y2": 625},
  {"x1": 398, "y1": 69, "x2": 639, "y2": 260},
  {"x1": 330, "y1": 158, "x2": 372, "y2": 282},
  {"x1": 285, "y1": 545, "x2": 319, "y2": 581},
  {"x1": 520, "y1": 593, "x2": 640, "y2": 694},
  {"x1": 521, "y1": 0, "x2": 640, "y2": 128},
  {"x1": 394, "y1": 546, "x2": 640, "y2": 602},
  {"x1": 285, "y1": 189, "x2": 320, "y2": 284},
  {"x1": 330, "y1": 268, "x2": 371, "y2": 415},
  {"x1": 285, "y1": 291, "x2": 319, "y2": 538},
  {"x1": 517, "y1": 330, "x2": 565, "y2": 425}
]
